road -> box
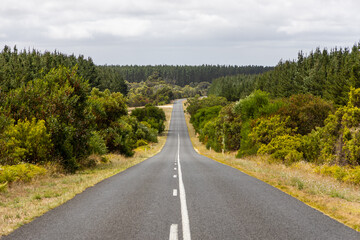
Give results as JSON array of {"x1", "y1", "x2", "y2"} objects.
[{"x1": 5, "y1": 100, "x2": 359, "y2": 240}]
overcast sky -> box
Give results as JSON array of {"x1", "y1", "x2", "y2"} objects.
[{"x1": 1, "y1": 0, "x2": 359, "y2": 66}]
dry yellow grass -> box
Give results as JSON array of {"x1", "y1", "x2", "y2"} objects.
[
  {"x1": 182, "y1": 101, "x2": 360, "y2": 232},
  {"x1": 0, "y1": 105, "x2": 173, "y2": 237}
]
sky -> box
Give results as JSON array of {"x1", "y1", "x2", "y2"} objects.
[{"x1": 0, "y1": 0, "x2": 359, "y2": 66}]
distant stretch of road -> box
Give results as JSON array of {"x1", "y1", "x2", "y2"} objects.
[{"x1": 5, "y1": 100, "x2": 359, "y2": 239}]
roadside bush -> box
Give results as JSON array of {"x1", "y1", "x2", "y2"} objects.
[
  {"x1": 137, "y1": 121, "x2": 158, "y2": 143},
  {"x1": 136, "y1": 139, "x2": 148, "y2": 148},
  {"x1": 234, "y1": 90, "x2": 270, "y2": 120},
  {"x1": 0, "y1": 163, "x2": 47, "y2": 183},
  {"x1": 185, "y1": 95, "x2": 227, "y2": 116},
  {"x1": 249, "y1": 115, "x2": 294, "y2": 146},
  {"x1": 315, "y1": 164, "x2": 360, "y2": 185},
  {"x1": 191, "y1": 105, "x2": 222, "y2": 133},
  {"x1": 258, "y1": 134, "x2": 303, "y2": 164},
  {"x1": 0, "y1": 118, "x2": 52, "y2": 165},
  {"x1": 277, "y1": 94, "x2": 334, "y2": 135},
  {"x1": 131, "y1": 105, "x2": 166, "y2": 134},
  {"x1": 88, "y1": 88, "x2": 128, "y2": 130},
  {"x1": 300, "y1": 129, "x2": 321, "y2": 162},
  {"x1": 237, "y1": 120, "x2": 258, "y2": 157},
  {"x1": 3, "y1": 66, "x2": 92, "y2": 170},
  {"x1": 343, "y1": 167, "x2": 360, "y2": 185},
  {"x1": 200, "y1": 121, "x2": 222, "y2": 152},
  {"x1": 88, "y1": 131, "x2": 107, "y2": 155},
  {"x1": 102, "y1": 117, "x2": 135, "y2": 157},
  {"x1": 315, "y1": 87, "x2": 360, "y2": 165}
]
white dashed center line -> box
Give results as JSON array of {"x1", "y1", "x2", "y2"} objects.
[{"x1": 169, "y1": 224, "x2": 178, "y2": 240}]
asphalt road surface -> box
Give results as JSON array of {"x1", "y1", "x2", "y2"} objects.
[{"x1": 5, "y1": 100, "x2": 359, "y2": 240}]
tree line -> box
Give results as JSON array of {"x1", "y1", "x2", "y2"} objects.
[
  {"x1": 208, "y1": 43, "x2": 360, "y2": 105},
  {"x1": 0, "y1": 46, "x2": 128, "y2": 96},
  {"x1": 102, "y1": 64, "x2": 272, "y2": 86}
]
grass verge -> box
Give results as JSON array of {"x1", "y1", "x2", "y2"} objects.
[
  {"x1": 182, "y1": 101, "x2": 360, "y2": 232},
  {"x1": 0, "y1": 105, "x2": 173, "y2": 237}
]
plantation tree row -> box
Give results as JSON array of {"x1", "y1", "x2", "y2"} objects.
[
  {"x1": 102, "y1": 64, "x2": 273, "y2": 86},
  {"x1": 0, "y1": 46, "x2": 128, "y2": 95},
  {"x1": 209, "y1": 43, "x2": 360, "y2": 105}
]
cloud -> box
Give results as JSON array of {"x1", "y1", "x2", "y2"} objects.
[{"x1": 0, "y1": 0, "x2": 359, "y2": 65}]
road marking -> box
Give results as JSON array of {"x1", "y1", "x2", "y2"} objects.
[
  {"x1": 169, "y1": 224, "x2": 178, "y2": 240},
  {"x1": 177, "y1": 133, "x2": 191, "y2": 240},
  {"x1": 173, "y1": 189, "x2": 178, "y2": 196},
  {"x1": 173, "y1": 175, "x2": 177, "y2": 178},
  {"x1": 174, "y1": 167, "x2": 177, "y2": 170}
]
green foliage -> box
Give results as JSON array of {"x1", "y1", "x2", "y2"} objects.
[
  {"x1": 234, "y1": 90, "x2": 270, "y2": 120},
  {"x1": 315, "y1": 165, "x2": 360, "y2": 185},
  {"x1": 0, "y1": 118, "x2": 52, "y2": 165},
  {"x1": 136, "y1": 139, "x2": 148, "y2": 148},
  {"x1": 137, "y1": 121, "x2": 158, "y2": 143},
  {"x1": 207, "y1": 44, "x2": 360, "y2": 107},
  {"x1": 197, "y1": 103, "x2": 242, "y2": 152},
  {"x1": 217, "y1": 103, "x2": 242, "y2": 151},
  {"x1": 300, "y1": 129, "x2": 321, "y2": 162},
  {"x1": 237, "y1": 120, "x2": 258, "y2": 157},
  {"x1": 89, "y1": 88, "x2": 128, "y2": 129},
  {"x1": 102, "y1": 116, "x2": 136, "y2": 157},
  {"x1": 249, "y1": 115, "x2": 294, "y2": 146},
  {"x1": 131, "y1": 105, "x2": 166, "y2": 134},
  {"x1": 0, "y1": 163, "x2": 47, "y2": 183},
  {"x1": 258, "y1": 134, "x2": 303, "y2": 164},
  {"x1": 126, "y1": 73, "x2": 210, "y2": 107},
  {"x1": 313, "y1": 87, "x2": 360, "y2": 165},
  {"x1": 109, "y1": 65, "x2": 271, "y2": 87},
  {"x1": 200, "y1": 121, "x2": 222, "y2": 152},
  {"x1": 277, "y1": 94, "x2": 334, "y2": 135},
  {"x1": 191, "y1": 106, "x2": 222, "y2": 133},
  {"x1": 88, "y1": 131, "x2": 107, "y2": 155},
  {"x1": 0, "y1": 46, "x2": 128, "y2": 95},
  {"x1": 208, "y1": 74, "x2": 259, "y2": 101},
  {"x1": 186, "y1": 95, "x2": 228, "y2": 116},
  {"x1": 2, "y1": 66, "x2": 92, "y2": 170}
]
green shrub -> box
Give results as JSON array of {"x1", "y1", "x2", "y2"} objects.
[
  {"x1": 237, "y1": 120, "x2": 258, "y2": 157},
  {"x1": 102, "y1": 116, "x2": 135, "y2": 157},
  {"x1": 136, "y1": 139, "x2": 148, "y2": 148},
  {"x1": 234, "y1": 90, "x2": 270, "y2": 120},
  {"x1": 88, "y1": 88, "x2": 128, "y2": 130},
  {"x1": 343, "y1": 167, "x2": 360, "y2": 185},
  {"x1": 201, "y1": 121, "x2": 222, "y2": 152},
  {"x1": 277, "y1": 94, "x2": 334, "y2": 135},
  {"x1": 137, "y1": 122, "x2": 158, "y2": 143},
  {"x1": 249, "y1": 115, "x2": 294, "y2": 146},
  {"x1": 300, "y1": 129, "x2": 321, "y2": 162},
  {"x1": 88, "y1": 131, "x2": 107, "y2": 155},
  {"x1": 258, "y1": 134, "x2": 303, "y2": 164},
  {"x1": 185, "y1": 95, "x2": 227, "y2": 116},
  {"x1": 316, "y1": 87, "x2": 360, "y2": 165},
  {"x1": 3, "y1": 66, "x2": 92, "y2": 170},
  {"x1": 191, "y1": 105, "x2": 222, "y2": 133},
  {"x1": 0, "y1": 181, "x2": 8, "y2": 192},
  {"x1": 1, "y1": 118, "x2": 52, "y2": 165},
  {"x1": 315, "y1": 164, "x2": 360, "y2": 185},
  {"x1": 0, "y1": 163, "x2": 47, "y2": 183},
  {"x1": 131, "y1": 105, "x2": 166, "y2": 134}
]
